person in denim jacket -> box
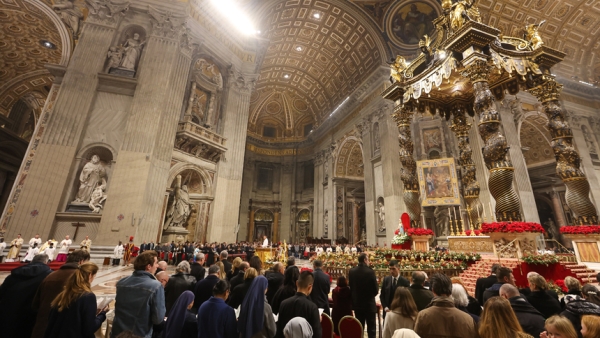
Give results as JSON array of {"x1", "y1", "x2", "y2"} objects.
[{"x1": 111, "y1": 251, "x2": 165, "y2": 338}]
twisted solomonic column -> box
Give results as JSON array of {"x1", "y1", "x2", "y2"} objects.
[
  {"x1": 392, "y1": 104, "x2": 421, "y2": 227},
  {"x1": 463, "y1": 60, "x2": 522, "y2": 221},
  {"x1": 450, "y1": 112, "x2": 482, "y2": 227},
  {"x1": 528, "y1": 79, "x2": 598, "y2": 224}
]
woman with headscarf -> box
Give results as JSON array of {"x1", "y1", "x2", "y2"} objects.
[
  {"x1": 283, "y1": 317, "x2": 313, "y2": 338},
  {"x1": 238, "y1": 275, "x2": 276, "y2": 338},
  {"x1": 164, "y1": 291, "x2": 197, "y2": 338},
  {"x1": 392, "y1": 329, "x2": 421, "y2": 338}
]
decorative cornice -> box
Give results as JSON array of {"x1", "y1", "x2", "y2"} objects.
[
  {"x1": 148, "y1": 5, "x2": 187, "y2": 39},
  {"x1": 527, "y1": 78, "x2": 563, "y2": 103},
  {"x1": 84, "y1": 0, "x2": 129, "y2": 26},
  {"x1": 462, "y1": 59, "x2": 492, "y2": 84}
]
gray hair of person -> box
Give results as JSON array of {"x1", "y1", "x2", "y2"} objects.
[
  {"x1": 499, "y1": 283, "x2": 520, "y2": 298},
  {"x1": 526, "y1": 271, "x2": 539, "y2": 278},
  {"x1": 451, "y1": 284, "x2": 469, "y2": 307},
  {"x1": 283, "y1": 317, "x2": 313, "y2": 338},
  {"x1": 411, "y1": 271, "x2": 426, "y2": 285},
  {"x1": 195, "y1": 253, "x2": 205, "y2": 261},
  {"x1": 220, "y1": 250, "x2": 228, "y2": 259},
  {"x1": 208, "y1": 264, "x2": 220, "y2": 275},
  {"x1": 176, "y1": 261, "x2": 191, "y2": 273},
  {"x1": 32, "y1": 253, "x2": 49, "y2": 264},
  {"x1": 313, "y1": 259, "x2": 323, "y2": 268},
  {"x1": 564, "y1": 276, "x2": 581, "y2": 291}
]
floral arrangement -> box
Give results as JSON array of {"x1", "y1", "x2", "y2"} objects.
[
  {"x1": 373, "y1": 249, "x2": 480, "y2": 262},
  {"x1": 406, "y1": 228, "x2": 434, "y2": 236},
  {"x1": 521, "y1": 254, "x2": 560, "y2": 266},
  {"x1": 559, "y1": 226, "x2": 600, "y2": 235},
  {"x1": 481, "y1": 221, "x2": 545, "y2": 234},
  {"x1": 392, "y1": 229, "x2": 410, "y2": 244},
  {"x1": 548, "y1": 280, "x2": 567, "y2": 295}
]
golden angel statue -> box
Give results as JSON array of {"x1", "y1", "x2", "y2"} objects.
[
  {"x1": 390, "y1": 56, "x2": 408, "y2": 83},
  {"x1": 525, "y1": 20, "x2": 546, "y2": 50},
  {"x1": 450, "y1": 0, "x2": 482, "y2": 31}
]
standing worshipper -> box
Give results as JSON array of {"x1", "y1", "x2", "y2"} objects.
[
  {"x1": 276, "y1": 271, "x2": 321, "y2": 338},
  {"x1": 191, "y1": 253, "x2": 206, "y2": 282},
  {"x1": 164, "y1": 261, "x2": 194, "y2": 314},
  {"x1": 56, "y1": 235, "x2": 72, "y2": 262},
  {"x1": 164, "y1": 291, "x2": 197, "y2": 338},
  {"x1": 31, "y1": 250, "x2": 91, "y2": 338},
  {"x1": 44, "y1": 262, "x2": 109, "y2": 338},
  {"x1": 309, "y1": 259, "x2": 331, "y2": 316},
  {"x1": 22, "y1": 242, "x2": 40, "y2": 262},
  {"x1": 271, "y1": 265, "x2": 299, "y2": 314},
  {"x1": 407, "y1": 271, "x2": 434, "y2": 311},
  {"x1": 6, "y1": 234, "x2": 23, "y2": 262},
  {"x1": 113, "y1": 241, "x2": 124, "y2": 266},
  {"x1": 228, "y1": 267, "x2": 258, "y2": 309},
  {"x1": 111, "y1": 251, "x2": 165, "y2": 338},
  {"x1": 478, "y1": 296, "x2": 533, "y2": 338},
  {"x1": 197, "y1": 279, "x2": 238, "y2": 338},
  {"x1": 193, "y1": 264, "x2": 221, "y2": 311},
  {"x1": 0, "y1": 238, "x2": 6, "y2": 260},
  {"x1": 475, "y1": 263, "x2": 500, "y2": 305},
  {"x1": 80, "y1": 235, "x2": 92, "y2": 252},
  {"x1": 0, "y1": 254, "x2": 52, "y2": 338},
  {"x1": 238, "y1": 275, "x2": 277, "y2": 338},
  {"x1": 382, "y1": 287, "x2": 418, "y2": 338},
  {"x1": 500, "y1": 284, "x2": 546, "y2": 338},
  {"x1": 381, "y1": 260, "x2": 410, "y2": 319},
  {"x1": 266, "y1": 262, "x2": 285, "y2": 305},
  {"x1": 331, "y1": 276, "x2": 353, "y2": 336},
  {"x1": 526, "y1": 274, "x2": 562, "y2": 318},
  {"x1": 123, "y1": 236, "x2": 135, "y2": 266},
  {"x1": 349, "y1": 253, "x2": 379, "y2": 338}
]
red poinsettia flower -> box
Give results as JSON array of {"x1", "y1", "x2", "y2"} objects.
[
  {"x1": 406, "y1": 228, "x2": 434, "y2": 236},
  {"x1": 559, "y1": 226, "x2": 600, "y2": 235},
  {"x1": 480, "y1": 222, "x2": 545, "y2": 234}
]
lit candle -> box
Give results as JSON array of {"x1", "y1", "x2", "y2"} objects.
[{"x1": 453, "y1": 206, "x2": 457, "y2": 221}]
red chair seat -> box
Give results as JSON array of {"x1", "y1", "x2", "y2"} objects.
[
  {"x1": 338, "y1": 316, "x2": 363, "y2": 338},
  {"x1": 321, "y1": 313, "x2": 334, "y2": 338}
]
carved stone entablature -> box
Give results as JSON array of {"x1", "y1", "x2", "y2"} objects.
[
  {"x1": 175, "y1": 121, "x2": 227, "y2": 163},
  {"x1": 148, "y1": 5, "x2": 187, "y2": 39},
  {"x1": 84, "y1": 0, "x2": 129, "y2": 26},
  {"x1": 227, "y1": 67, "x2": 256, "y2": 93}
]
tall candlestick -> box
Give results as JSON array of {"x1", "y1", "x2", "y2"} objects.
[
  {"x1": 421, "y1": 214, "x2": 425, "y2": 228},
  {"x1": 489, "y1": 203, "x2": 494, "y2": 221},
  {"x1": 481, "y1": 204, "x2": 486, "y2": 222}
]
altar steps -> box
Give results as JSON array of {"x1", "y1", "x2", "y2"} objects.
[{"x1": 560, "y1": 262, "x2": 598, "y2": 284}]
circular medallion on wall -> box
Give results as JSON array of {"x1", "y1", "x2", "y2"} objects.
[{"x1": 385, "y1": 0, "x2": 439, "y2": 48}]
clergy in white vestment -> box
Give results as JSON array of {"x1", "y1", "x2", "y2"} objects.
[
  {"x1": 42, "y1": 243, "x2": 56, "y2": 261},
  {"x1": 29, "y1": 234, "x2": 42, "y2": 247},
  {"x1": 0, "y1": 239, "x2": 6, "y2": 257},
  {"x1": 80, "y1": 236, "x2": 92, "y2": 252},
  {"x1": 22, "y1": 243, "x2": 39, "y2": 262},
  {"x1": 6, "y1": 234, "x2": 24, "y2": 262},
  {"x1": 56, "y1": 235, "x2": 72, "y2": 262},
  {"x1": 113, "y1": 241, "x2": 124, "y2": 266},
  {"x1": 262, "y1": 235, "x2": 269, "y2": 248}
]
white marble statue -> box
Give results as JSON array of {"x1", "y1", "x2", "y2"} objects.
[
  {"x1": 89, "y1": 185, "x2": 107, "y2": 213},
  {"x1": 53, "y1": 0, "x2": 83, "y2": 39},
  {"x1": 105, "y1": 46, "x2": 124, "y2": 72},
  {"x1": 377, "y1": 202, "x2": 385, "y2": 232},
  {"x1": 120, "y1": 33, "x2": 146, "y2": 71},
  {"x1": 74, "y1": 155, "x2": 107, "y2": 204},
  {"x1": 434, "y1": 206, "x2": 450, "y2": 237},
  {"x1": 163, "y1": 175, "x2": 192, "y2": 229}
]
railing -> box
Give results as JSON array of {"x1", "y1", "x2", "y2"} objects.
[
  {"x1": 323, "y1": 266, "x2": 463, "y2": 283},
  {"x1": 177, "y1": 121, "x2": 226, "y2": 146}
]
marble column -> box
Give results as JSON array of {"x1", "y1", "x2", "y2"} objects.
[
  {"x1": 280, "y1": 163, "x2": 294, "y2": 242},
  {"x1": 352, "y1": 201, "x2": 360, "y2": 243},
  {"x1": 550, "y1": 191, "x2": 566, "y2": 227},
  {"x1": 569, "y1": 117, "x2": 600, "y2": 215},
  {"x1": 313, "y1": 151, "x2": 324, "y2": 238},
  {"x1": 248, "y1": 207, "x2": 255, "y2": 242},
  {"x1": 273, "y1": 208, "x2": 280, "y2": 243},
  {"x1": 1, "y1": 5, "x2": 129, "y2": 241},
  {"x1": 209, "y1": 71, "x2": 254, "y2": 242},
  {"x1": 464, "y1": 60, "x2": 522, "y2": 221},
  {"x1": 498, "y1": 99, "x2": 539, "y2": 223},
  {"x1": 354, "y1": 120, "x2": 376, "y2": 244},
  {"x1": 528, "y1": 79, "x2": 598, "y2": 224},
  {"x1": 98, "y1": 9, "x2": 192, "y2": 244}
]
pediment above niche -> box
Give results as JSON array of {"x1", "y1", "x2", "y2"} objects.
[{"x1": 193, "y1": 58, "x2": 223, "y2": 91}]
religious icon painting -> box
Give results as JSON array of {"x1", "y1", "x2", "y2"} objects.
[
  {"x1": 385, "y1": 1, "x2": 439, "y2": 48},
  {"x1": 417, "y1": 158, "x2": 460, "y2": 206}
]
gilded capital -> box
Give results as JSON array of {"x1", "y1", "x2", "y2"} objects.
[
  {"x1": 527, "y1": 79, "x2": 563, "y2": 103},
  {"x1": 462, "y1": 59, "x2": 492, "y2": 83}
]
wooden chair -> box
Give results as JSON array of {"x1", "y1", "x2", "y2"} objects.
[
  {"x1": 321, "y1": 313, "x2": 334, "y2": 338},
  {"x1": 338, "y1": 316, "x2": 363, "y2": 338}
]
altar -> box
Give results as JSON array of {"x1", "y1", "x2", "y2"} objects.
[
  {"x1": 448, "y1": 235, "x2": 493, "y2": 254},
  {"x1": 255, "y1": 247, "x2": 274, "y2": 263}
]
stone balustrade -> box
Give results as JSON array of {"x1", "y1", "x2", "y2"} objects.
[{"x1": 175, "y1": 121, "x2": 227, "y2": 162}]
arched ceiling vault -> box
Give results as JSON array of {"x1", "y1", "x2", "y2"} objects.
[{"x1": 246, "y1": 0, "x2": 391, "y2": 141}]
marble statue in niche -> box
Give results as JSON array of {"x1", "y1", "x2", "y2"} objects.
[
  {"x1": 105, "y1": 46, "x2": 124, "y2": 73},
  {"x1": 120, "y1": 33, "x2": 146, "y2": 71},
  {"x1": 53, "y1": 0, "x2": 83, "y2": 40},
  {"x1": 377, "y1": 200, "x2": 386, "y2": 232},
  {"x1": 434, "y1": 206, "x2": 449, "y2": 237},
  {"x1": 73, "y1": 155, "x2": 107, "y2": 204},
  {"x1": 89, "y1": 185, "x2": 107, "y2": 213},
  {"x1": 195, "y1": 58, "x2": 223, "y2": 89},
  {"x1": 582, "y1": 125, "x2": 598, "y2": 154},
  {"x1": 164, "y1": 175, "x2": 192, "y2": 229}
]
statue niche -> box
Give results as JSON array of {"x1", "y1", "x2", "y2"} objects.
[
  {"x1": 68, "y1": 154, "x2": 109, "y2": 213},
  {"x1": 106, "y1": 26, "x2": 147, "y2": 78},
  {"x1": 184, "y1": 57, "x2": 223, "y2": 129},
  {"x1": 163, "y1": 174, "x2": 192, "y2": 230}
]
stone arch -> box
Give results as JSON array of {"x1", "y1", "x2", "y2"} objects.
[
  {"x1": 334, "y1": 136, "x2": 364, "y2": 178},
  {"x1": 167, "y1": 163, "x2": 214, "y2": 196},
  {"x1": 518, "y1": 111, "x2": 554, "y2": 167}
]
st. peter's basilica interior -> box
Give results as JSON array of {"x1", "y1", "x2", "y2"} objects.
[{"x1": 1, "y1": 0, "x2": 600, "y2": 248}]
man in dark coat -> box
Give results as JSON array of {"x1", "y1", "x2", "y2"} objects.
[
  {"x1": 380, "y1": 259, "x2": 410, "y2": 318},
  {"x1": 220, "y1": 251, "x2": 233, "y2": 280},
  {"x1": 309, "y1": 259, "x2": 332, "y2": 316},
  {"x1": 190, "y1": 253, "x2": 206, "y2": 282},
  {"x1": 193, "y1": 264, "x2": 221, "y2": 312},
  {"x1": 230, "y1": 262, "x2": 249, "y2": 290},
  {"x1": 0, "y1": 254, "x2": 52, "y2": 338},
  {"x1": 266, "y1": 262, "x2": 285, "y2": 305},
  {"x1": 475, "y1": 263, "x2": 500, "y2": 305},
  {"x1": 164, "y1": 264, "x2": 194, "y2": 314},
  {"x1": 482, "y1": 266, "x2": 517, "y2": 304},
  {"x1": 500, "y1": 284, "x2": 546, "y2": 338},
  {"x1": 31, "y1": 249, "x2": 90, "y2": 338},
  {"x1": 348, "y1": 253, "x2": 379, "y2": 338},
  {"x1": 276, "y1": 271, "x2": 321, "y2": 338},
  {"x1": 408, "y1": 271, "x2": 434, "y2": 311}
]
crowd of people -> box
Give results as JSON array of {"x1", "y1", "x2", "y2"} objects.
[{"x1": 1, "y1": 242, "x2": 600, "y2": 338}]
